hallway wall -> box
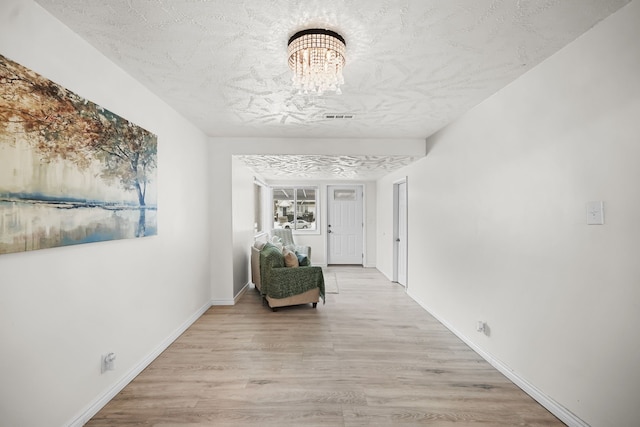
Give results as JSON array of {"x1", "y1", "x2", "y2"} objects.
[
  {"x1": 377, "y1": 2, "x2": 640, "y2": 426},
  {"x1": 0, "y1": 2, "x2": 211, "y2": 425}
]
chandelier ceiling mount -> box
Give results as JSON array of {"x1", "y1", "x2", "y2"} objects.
[{"x1": 287, "y1": 28, "x2": 346, "y2": 95}]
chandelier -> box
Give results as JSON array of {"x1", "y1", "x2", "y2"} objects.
[{"x1": 287, "y1": 28, "x2": 346, "y2": 95}]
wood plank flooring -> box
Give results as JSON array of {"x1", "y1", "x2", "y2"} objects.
[{"x1": 88, "y1": 267, "x2": 564, "y2": 426}]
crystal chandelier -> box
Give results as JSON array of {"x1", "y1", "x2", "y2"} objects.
[{"x1": 287, "y1": 29, "x2": 346, "y2": 95}]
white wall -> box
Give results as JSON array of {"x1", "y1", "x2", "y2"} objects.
[
  {"x1": 231, "y1": 157, "x2": 256, "y2": 296},
  {"x1": 209, "y1": 141, "x2": 235, "y2": 304},
  {"x1": 0, "y1": 2, "x2": 211, "y2": 426},
  {"x1": 377, "y1": 2, "x2": 640, "y2": 426}
]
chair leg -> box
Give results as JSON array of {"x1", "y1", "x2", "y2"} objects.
[
  {"x1": 312, "y1": 302, "x2": 317, "y2": 308},
  {"x1": 271, "y1": 307, "x2": 279, "y2": 312}
]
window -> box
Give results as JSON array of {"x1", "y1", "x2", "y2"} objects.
[
  {"x1": 273, "y1": 186, "x2": 317, "y2": 231},
  {"x1": 333, "y1": 188, "x2": 356, "y2": 201}
]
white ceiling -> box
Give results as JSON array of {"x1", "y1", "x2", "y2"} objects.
[{"x1": 35, "y1": 0, "x2": 630, "y2": 179}]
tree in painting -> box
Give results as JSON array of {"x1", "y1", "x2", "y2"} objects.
[
  {"x1": 88, "y1": 110, "x2": 157, "y2": 207},
  {"x1": 0, "y1": 53, "x2": 158, "y2": 254}
]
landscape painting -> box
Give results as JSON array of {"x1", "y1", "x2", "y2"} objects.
[{"x1": 0, "y1": 53, "x2": 157, "y2": 255}]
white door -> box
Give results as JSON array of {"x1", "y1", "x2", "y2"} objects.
[
  {"x1": 394, "y1": 180, "x2": 408, "y2": 286},
  {"x1": 327, "y1": 185, "x2": 363, "y2": 265}
]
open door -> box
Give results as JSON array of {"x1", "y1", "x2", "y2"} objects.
[{"x1": 393, "y1": 179, "x2": 407, "y2": 287}]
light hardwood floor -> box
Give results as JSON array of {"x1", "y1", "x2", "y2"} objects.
[{"x1": 88, "y1": 267, "x2": 564, "y2": 426}]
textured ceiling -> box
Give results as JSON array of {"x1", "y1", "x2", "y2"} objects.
[
  {"x1": 35, "y1": 0, "x2": 629, "y2": 140},
  {"x1": 34, "y1": 0, "x2": 629, "y2": 180},
  {"x1": 238, "y1": 155, "x2": 420, "y2": 181}
]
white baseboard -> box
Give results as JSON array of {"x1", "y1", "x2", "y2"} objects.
[
  {"x1": 406, "y1": 290, "x2": 588, "y2": 427},
  {"x1": 210, "y1": 298, "x2": 235, "y2": 305},
  {"x1": 234, "y1": 282, "x2": 250, "y2": 303},
  {"x1": 66, "y1": 300, "x2": 212, "y2": 427},
  {"x1": 211, "y1": 282, "x2": 251, "y2": 306}
]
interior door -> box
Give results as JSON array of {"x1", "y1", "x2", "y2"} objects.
[
  {"x1": 327, "y1": 185, "x2": 363, "y2": 265},
  {"x1": 394, "y1": 179, "x2": 408, "y2": 286}
]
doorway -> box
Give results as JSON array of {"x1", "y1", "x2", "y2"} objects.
[
  {"x1": 393, "y1": 178, "x2": 408, "y2": 287},
  {"x1": 327, "y1": 185, "x2": 363, "y2": 265}
]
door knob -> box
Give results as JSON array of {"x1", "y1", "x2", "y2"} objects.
[
  {"x1": 328, "y1": 230, "x2": 332, "y2": 233},
  {"x1": 396, "y1": 238, "x2": 400, "y2": 242}
]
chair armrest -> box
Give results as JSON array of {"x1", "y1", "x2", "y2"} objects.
[
  {"x1": 251, "y1": 246, "x2": 261, "y2": 289},
  {"x1": 294, "y1": 245, "x2": 311, "y2": 261}
]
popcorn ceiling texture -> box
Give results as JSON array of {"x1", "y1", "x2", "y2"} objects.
[
  {"x1": 35, "y1": 0, "x2": 629, "y2": 140},
  {"x1": 238, "y1": 155, "x2": 420, "y2": 180}
]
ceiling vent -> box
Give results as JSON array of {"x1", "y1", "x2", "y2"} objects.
[{"x1": 324, "y1": 113, "x2": 355, "y2": 119}]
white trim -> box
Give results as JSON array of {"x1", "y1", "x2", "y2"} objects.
[
  {"x1": 234, "y1": 282, "x2": 250, "y2": 303},
  {"x1": 406, "y1": 289, "x2": 589, "y2": 427},
  {"x1": 392, "y1": 177, "x2": 408, "y2": 287},
  {"x1": 254, "y1": 231, "x2": 268, "y2": 241},
  {"x1": 253, "y1": 175, "x2": 268, "y2": 187},
  {"x1": 212, "y1": 282, "x2": 250, "y2": 306},
  {"x1": 362, "y1": 184, "x2": 368, "y2": 267},
  {"x1": 392, "y1": 177, "x2": 408, "y2": 185},
  {"x1": 66, "y1": 300, "x2": 212, "y2": 427},
  {"x1": 211, "y1": 299, "x2": 236, "y2": 306}
]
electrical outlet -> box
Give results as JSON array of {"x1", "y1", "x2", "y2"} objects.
[
  {"x1": 476, "y1": 321, "x2": 486, "y2": 333},
  {"x1": 587, "y1": 201, "x2": 604, "y2": 225},
  {"x1": 101, "y1": 353, "x2": 116, "y2": 373}
]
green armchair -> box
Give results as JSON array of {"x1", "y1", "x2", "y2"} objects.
[{"x1": 258, "y1": 243, "x2": 325, "y2": 311}]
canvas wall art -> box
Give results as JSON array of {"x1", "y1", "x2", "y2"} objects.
[{"x1": 0, "y1": 53, "x2": 157, "y2": 255}]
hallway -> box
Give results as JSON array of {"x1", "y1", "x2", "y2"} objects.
[{"x1": 88, "y1": 267, "x2": 563, "y2": 426}]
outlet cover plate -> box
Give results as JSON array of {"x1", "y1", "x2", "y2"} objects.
[{"x1": 587, "y1": 201, "x2": 604, "y2": 225}]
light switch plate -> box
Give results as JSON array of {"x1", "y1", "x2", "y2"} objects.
[{"x1": 586, "y1": 201, "x2": 604, "y2": 225}]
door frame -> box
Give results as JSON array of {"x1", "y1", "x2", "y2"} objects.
[
  {"x1": 325, "y1": 184, "x2": 365, "y2": 266},
  {"x1": 393, "y1": 177, "x2": 408, "y2": 288}
]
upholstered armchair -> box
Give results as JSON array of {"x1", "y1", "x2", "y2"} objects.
[{"x1": 257, "y1": 243, "x2": 324, "y2": 311}]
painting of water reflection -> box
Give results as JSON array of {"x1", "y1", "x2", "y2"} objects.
[{"x1": 0, "y1": 54, "x2": 157, "y2": 255}]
